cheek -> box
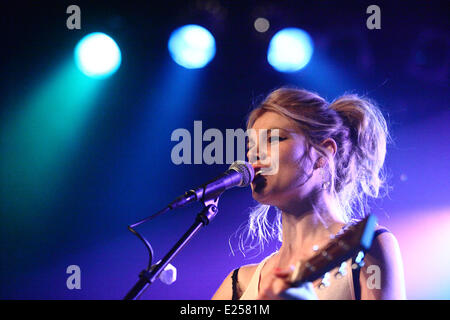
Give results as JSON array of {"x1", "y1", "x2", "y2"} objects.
[
  {"x1": 277, "y1": 143, "x2": 306, "y2": 170},
  {"x1": 273, "y1": 146, "x2": 314, "y2": 189}
]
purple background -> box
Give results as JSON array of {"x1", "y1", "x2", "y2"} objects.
[{"x1": 1, "y1": 1, "x2": 449, "y2": 299}]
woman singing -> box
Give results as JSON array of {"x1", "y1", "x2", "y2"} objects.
[{"x1": 212, "y1": 87, "x2": 406, "y2": 300}]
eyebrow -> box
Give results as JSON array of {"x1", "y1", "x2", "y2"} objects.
[
  {"x1": 252, "y1": 128, "x2": 291, "y2": 134},
  {"x1": 266, "y1": 128, "x2": 288, "y2": 133}
]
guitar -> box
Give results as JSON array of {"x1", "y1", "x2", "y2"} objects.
[{"x1": 282, "y1": 214, "x2": 377, "y2": 298}]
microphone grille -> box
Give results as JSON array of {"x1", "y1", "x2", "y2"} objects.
[{"x1": 229, "y1": 161, "x2": 255, "y2": 187}]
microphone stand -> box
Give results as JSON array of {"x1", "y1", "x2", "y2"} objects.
[{"x1": 123, "y1": 197, "x2": 219, "y2": 300}]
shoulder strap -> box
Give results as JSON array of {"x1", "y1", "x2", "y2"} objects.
[
  {"x1": 231, "y1": 268, "x2": 240, "y2": 300},
  {"x1": 352, "y1": 226, "x2": 391, "y2": 300},
  {"x1": 374, "y1": 227, "x2": 390, "y2": 238}
]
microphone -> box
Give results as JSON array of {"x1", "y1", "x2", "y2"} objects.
[{"x1": 168, "y1": 160, "x2": 255, "y2": 209}]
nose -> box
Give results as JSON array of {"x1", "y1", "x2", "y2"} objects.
[
  {"x1": 248, "y1": 153, "x2": 271, "y2": 177},
  {"x1": 247, "y1": 147, "x2": 267, "y2": 164}
]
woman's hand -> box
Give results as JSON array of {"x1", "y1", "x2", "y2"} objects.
[{"x1": 257, "y1": 266, "x2": 318, "y2": 300}]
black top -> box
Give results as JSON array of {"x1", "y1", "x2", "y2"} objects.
[
  {"x1": 351, "y1": 227, "x2": 390, "y2": 300},
  {"x1": 231, "y1": 227, "x2": 391, "y2": 300},
  {"x1": 231, "y1": 267, "x2": 240, "y2": 300}
]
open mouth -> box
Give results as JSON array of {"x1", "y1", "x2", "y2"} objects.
[{"x1": 252, "y1": 169, "x2": 267, "y2": 192}]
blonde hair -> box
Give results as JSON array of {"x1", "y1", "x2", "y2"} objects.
[{"x1": 232, "y1": 87, "x2": 390, "y2": 256}]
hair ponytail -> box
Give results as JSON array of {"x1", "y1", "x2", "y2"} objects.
[{"x1": 329, "y1": 94, "x2": 390, "y2": 220}]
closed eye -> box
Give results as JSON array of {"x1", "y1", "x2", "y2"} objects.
[{"x1": 268, "y1": 135, "x2": 286, "y2": 143}]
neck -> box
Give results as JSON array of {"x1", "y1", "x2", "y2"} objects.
[{"x1": 276, "y1": 192, "x2": 345, "y2": 264}]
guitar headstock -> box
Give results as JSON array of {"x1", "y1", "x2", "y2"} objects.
[{"x1": 289, "y1": 214, "x2": 377, "y2": 287}]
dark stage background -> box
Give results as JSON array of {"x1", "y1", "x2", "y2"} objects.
[{"x1": 0, "y1": 1, "x2": 449, "y2": 299}]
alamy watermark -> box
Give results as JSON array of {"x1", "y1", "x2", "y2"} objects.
[
  {"x1": 366, "y1": 5, "x2": 381, "y2": 30},
  {"x1": 170, "y1": 121, "x2": 279, "y2": 174},
  {"x1": 66, "y1": 265, "x2": 81, "y2": 290},
  {"x1": 66, "y1": 5, "x2": 81, "y2": 30},
  {"x1": 365, "y1": 264, "x2": 381, "y2": 290}
]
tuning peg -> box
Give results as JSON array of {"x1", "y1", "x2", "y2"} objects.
[
  {"x1": 319, "y1": 272, "x2": 330, "y2": 289},
  {"x1": 351, "y1": 251, "x2": 365, "y2": 270},
  {"x1": 334, "y1": 262, "x2": 347, "y2": 279}
]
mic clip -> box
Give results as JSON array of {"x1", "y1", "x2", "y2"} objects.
[{"x1": 196, "y1": 197, "x2": 219, "y2": 226}]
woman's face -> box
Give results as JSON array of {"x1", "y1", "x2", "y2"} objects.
[{"x1": 247, "y1": 111, "x2": 321, "y2": 208}]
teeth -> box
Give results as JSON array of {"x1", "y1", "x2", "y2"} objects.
[{"x1": 255, "y1": 169, "x2": 263, "y2": 176}]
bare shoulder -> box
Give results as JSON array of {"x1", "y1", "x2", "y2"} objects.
[
  {"x1": 211, "y1": 263, "x2": 259, "y2": 300},
  {"x1": 237, "y1": 263, "x2": 259, "y2": 284},
  {"x1": 359, "y1": 225, "x2": 406, "y2": 299},
  {"x1": 367, "y1": 225, "x2": 402, "y2": 264}
]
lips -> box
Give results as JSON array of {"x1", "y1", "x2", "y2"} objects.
[{"x1": 252, "y1": 163, "x2": 270, "y2": 175}]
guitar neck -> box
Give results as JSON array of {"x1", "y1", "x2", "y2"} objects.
[{"x1": 289, "y1": 215, "x2": 377, "y2": 287}]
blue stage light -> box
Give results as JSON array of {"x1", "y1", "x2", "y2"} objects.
[
  {"x1": 74, "y1": 32, "x2": 122, "y2": 78},
  {"x1": 168, "y1": 25, "x2": 216, "y2": 69},
  {"x1": 267, "y1": 28, "x2": 314, "y2": 72}
]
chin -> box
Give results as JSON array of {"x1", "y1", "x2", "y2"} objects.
[
  {"x1": 251, "y1": 187, "x2": 280, "y2": 207},
  {"x1": 251, "y1": 192, "x2": 268, "y2": 204}
]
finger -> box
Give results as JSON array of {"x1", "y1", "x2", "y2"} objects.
[
  {"x1": 258, "y1": 275, "x2": 276, "y2": 300},
  {"x1": 273, "y1": 265, "x2": 294, "y2": 278},
  {"x1": 260, "y1": 273, "x2": 290, "y2": 300},
  {"x1": 272, "y1": 276, "x2": 291, "y2": 295},
  {"x1": 274, "y1": 271, "x2": 291, "y2": 279},
  {"x1": 258, "y1": 284, "x2": 279, "y2": 300}
]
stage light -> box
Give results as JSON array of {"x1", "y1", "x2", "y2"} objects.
[
  {"x1": 267, "y1": 28, "x2": 314, "y2": 72},
  {"x1": 74, "y1": 32, "x2": 122, "y2": 78},
  {"x1": 168, "y1": 24, "x2": 216, "y2": 69}
]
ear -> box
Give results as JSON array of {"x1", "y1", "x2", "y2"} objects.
[
  {"x1": 320, "y1": 138, "x2": 337, "y2": 158},
  {"x1": 312, "y1": 138, "x2": 337, "y2": 169}
]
